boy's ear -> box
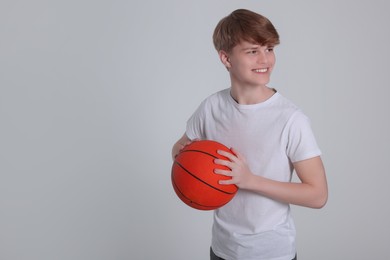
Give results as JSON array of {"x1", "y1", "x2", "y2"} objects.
[{"x1": 218, "y1": 50, "x2": 231, "y2": 70}]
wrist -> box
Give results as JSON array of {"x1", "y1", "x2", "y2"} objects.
[{"x1": 244, "y1": 174, "x2": 265, "y2": 192}]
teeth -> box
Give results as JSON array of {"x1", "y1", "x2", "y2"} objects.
[{"x1": 254, "y1": 68, "x2": 268, "y2": 73}]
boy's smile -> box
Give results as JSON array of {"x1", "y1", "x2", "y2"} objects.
[
  {"x1": 253, "y1": 68, "x2": 268, "y2": 73},
  {"x1": 220, "y1": 41, "x2": 276, "y2": 90}
]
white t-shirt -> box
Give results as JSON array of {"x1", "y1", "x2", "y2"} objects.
[{"x1": 186, "y1": 88, "x2": 321, "y2": 260}]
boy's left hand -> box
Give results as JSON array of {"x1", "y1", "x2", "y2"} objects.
[{"x1": 214, "y1": 148, "x2": 254, "y2": 189}]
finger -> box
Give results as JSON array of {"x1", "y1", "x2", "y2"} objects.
[
  {"x1": 217, "y1": 149, "x2": 237, "y2": 162},
  {"x1": 185, "y1": 140, "x2": 194, "y2": 145},
  {"x1": 180, "y1": 139, "x2": 197, "y2": 150},
  {"x1": 229, "y1": 147, "x2": 238, "y2": 156},
  {"x1": 230, "y1": 147, "x2": 244, "y2": 159},
  {"x1": 214, "y1": 158, "x2": 232, "y2": 168},
  {"x1": 230, "y1": 147, "x2": 247, "y2": 163},
  {"x1": 178, "y1": 145, "x2": 186, "y2": 152},
  {"x1": 219, "y1": 179, "x2": 235, "y2": 185},
  {"x1": 214, "y1": 168, "x2": 231, "y2": 176}
]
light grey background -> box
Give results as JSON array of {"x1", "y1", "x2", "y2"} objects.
[{"x1": 1, "y1": 0, "x2": 389, "y2": 259}]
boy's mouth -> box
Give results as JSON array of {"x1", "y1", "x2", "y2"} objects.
[{"x1": 253, "y1": 68, "x2": 268, "y2": 73}]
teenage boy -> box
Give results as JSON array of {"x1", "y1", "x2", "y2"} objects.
[{"x1": 172, "y1": 9, "x2": 328, "y2": 260}]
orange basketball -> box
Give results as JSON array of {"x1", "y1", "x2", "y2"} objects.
[{"x1": 171, "y1": 140, "x2": 238, "y2": 210}]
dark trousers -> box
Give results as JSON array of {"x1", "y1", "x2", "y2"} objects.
[{"x1": 210, "y1": 247, "x2": 297, "y2": 260}]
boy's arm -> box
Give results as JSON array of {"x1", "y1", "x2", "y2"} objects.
[
  {"x1": 254, "y1": 156, "x2": 328, "y2": 208},
  {"x1": 215, "y1": 149, "x2": 328, "y2": 209},
  {"x1": 171, "y1": 133, "x2": 192, "y2": 161}
]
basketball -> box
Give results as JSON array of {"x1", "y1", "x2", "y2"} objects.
[{"x1": 171, "y1": 140, "x2": 238, "y2": 210}]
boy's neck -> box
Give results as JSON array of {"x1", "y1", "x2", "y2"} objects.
[{"x1": 230, "y1": 85, "x2": 276, "y2": 105}]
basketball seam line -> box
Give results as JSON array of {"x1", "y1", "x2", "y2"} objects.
[
  {"x1": 171, "y1": 176, "x2": 223, "y2": 209},
  {"x1": 173, "y1": 161, "x2": 236, "y2": 195},
  {"x1": 179, "y1": 149, "x2": 218, "y2": 159}
]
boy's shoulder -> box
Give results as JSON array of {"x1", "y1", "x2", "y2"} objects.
[
  {"x1": 209, "y1": 88, "x2": 230, "y2": 99},
  {"x1": 200, "y1": 88, "x2": 230, "y2": 105},
  {"x1": 274, "y1": 93, "x2": 313, "y2": 126},
  {"x1": 273, "y1": 92, "x2": 299, "y2": 110}
]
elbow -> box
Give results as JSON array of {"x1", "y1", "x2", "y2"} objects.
[
  {"x1": 310, "y1": 190, "x2": 328, "y2": 209},
  {"x1": 312, "y1": 197, "x2": 327, "y2": 209}
]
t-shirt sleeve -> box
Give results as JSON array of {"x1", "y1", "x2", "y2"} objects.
[
  {"x1": 286, "y1": 111, "x2": 322, "y2": 163},
  {"x1": 185, "y1": 101, "x2": 206, "y2": 141}
]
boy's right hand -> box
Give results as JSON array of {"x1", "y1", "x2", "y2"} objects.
[{"x1": 171, "y1": 134, "x2": 195, "y2": 161}]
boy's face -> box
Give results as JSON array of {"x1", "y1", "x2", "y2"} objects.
[{"x1": 220, "y1": 41, "x2": 275, "y2": 89}]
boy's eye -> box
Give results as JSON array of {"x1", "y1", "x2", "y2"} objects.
[
  {"x1": 267, "y1": 47, "x2": 274, "y2": 52},
  {"x1": 247, "y1": 50, "x2": 257, "y2": 54}
]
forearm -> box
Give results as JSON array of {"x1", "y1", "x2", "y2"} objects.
[
  {"x1": 215, "y1": 150, "x2": 328, "y2": 209},
  {"x1": 245, "y1": 175, "x2": 327, "y2": 208}
]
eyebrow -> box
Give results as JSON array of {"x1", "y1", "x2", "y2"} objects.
[
  {"x1": 241, "y1": 45, "x2": 260, "y2": 50},
  {"x1": 241, "y1": 44, "x2": 275, "y2": 51},
  {"x1": 240, "y1": 46, "x2": 260, "y2": 52}
]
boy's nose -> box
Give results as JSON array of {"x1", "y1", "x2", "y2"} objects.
[{"x1": 256, "y1": 51, "x2": 267, "y2": 63}]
